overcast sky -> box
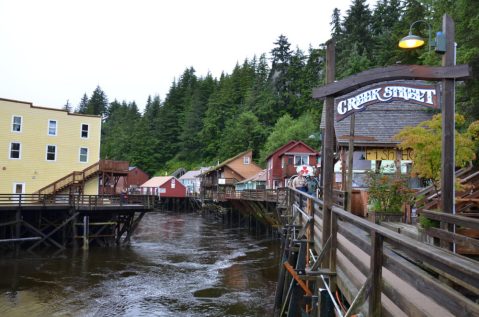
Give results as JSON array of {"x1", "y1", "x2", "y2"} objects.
[{"x1": 0, "y1": 0, "x2": 377, "y2": 111}]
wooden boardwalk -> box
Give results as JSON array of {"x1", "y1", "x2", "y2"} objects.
[
  {"x1": 273, "y1": 188, "x2": 479, "y2": 317},
  {"x1": 0, "y1": 194, "x2": 155, "y2": 253}
]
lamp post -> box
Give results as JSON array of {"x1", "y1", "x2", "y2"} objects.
[{"x1": 399, "y1": 14, "x2": 456, "y2": 249}]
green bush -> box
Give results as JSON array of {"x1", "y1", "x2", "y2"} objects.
[
  {"x1": 418, "y1": 214, "x2": 440, "y2": 229},
  {"x1": 367, "y1": 173, "x2": 415, "y2": 213}
]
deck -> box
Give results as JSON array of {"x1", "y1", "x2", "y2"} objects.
[{"x1": 0, "y1": 194, "x2": 155, "y2": 253}]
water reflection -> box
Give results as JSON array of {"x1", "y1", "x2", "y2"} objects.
[{"x1": 0, "y1": 212, "x2": 279, "y2": 316}]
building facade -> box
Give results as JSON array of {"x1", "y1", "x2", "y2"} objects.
[
  {"x1": 140, "y1": 176, "x2": 186, "y2": 198},
  {"x1": 179, "y1": 168, "x2": 210, "y2": 196},
  {"x1": 0, "y1": 98, "x2": 101, "y2": 194},
  {"x1": 265, "y1": 141, "x2": 320, "y2": 189},
  {"x1": 200, "y1": 150, "x2": 263, "y2": 199}
]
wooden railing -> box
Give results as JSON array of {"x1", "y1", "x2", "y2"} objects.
[
  {"x1": 420, "y1": 209, "x2": 479, "y2": 255},
  {"x1": 98, "y1": 160, "x2": 129, "y2": 172},
  {"x1": 0, "y1": 194, "x2": 154, "y2": 210},
  {"x1": 201, "y1": 178, "x2": 240, "y2": 187},
  {"x1": 281, "y1": 188, "x2": 479, "y2": 316},
  {"x1": 199, "y1": 188, "x2": 288, "y2": 204},
  {"x1": 34, "y1": 160, "x2": 129, "y2": 195},
  {"x1": 415, "y1": 165, "x2": 475, "y2": 211}
]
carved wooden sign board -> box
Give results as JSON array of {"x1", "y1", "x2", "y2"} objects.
[{"x1": 334, "y1": 82, "x2": 440, "y2": 122}]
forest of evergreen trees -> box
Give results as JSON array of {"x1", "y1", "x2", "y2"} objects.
[{"x1": 71, "y1": 0, "x2": 479, "y2": 176}]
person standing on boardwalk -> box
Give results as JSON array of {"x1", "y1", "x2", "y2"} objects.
[{"x1": 293, "y1": 172, "x2": 307, "y2": 192}]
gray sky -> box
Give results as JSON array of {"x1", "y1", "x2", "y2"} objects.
[{"x1": 0, "y1": 0, "x2": 377, "y2": 110}]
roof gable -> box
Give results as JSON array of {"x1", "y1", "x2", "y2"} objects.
[
  {"x1": 267, "y1": 140, "x2": 318, "y2": 160},
  {"x1": 140, "y1": 176, "x2": 172, "y2": 187},
  {"x1": 203, "y1": 150, "x2": 252, "y2": 174}
]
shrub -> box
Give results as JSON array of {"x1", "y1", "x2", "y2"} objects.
[{"x1": 367, "y1": 173, "x2": 415, "y2": 213}]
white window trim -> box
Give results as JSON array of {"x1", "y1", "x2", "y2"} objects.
[
  {"x1": 46, "y1": 144, "x2": 57, "y2": 161},
  {"x1": 48, "y1": 119, "x2": 58, "y2": 136},
  {"x1": 12, "y1": 182, "x2": 25, "y2": 194},
  {"x1": 11, "y1": 115, "x2": 23, "y2": 133},
  {"x1": 243, "y1": 156, "x2": 250, "y2": 165},
  {"x1": 81, "y1": 123, "x2": 89, "y2": 139},
  {"x1": 9, "y1": 142, "x2": 21, "y2": 160},
  {"x1": 79, "y1": 147, "x2": 89, "y2": 163},
  {"x1": 294, "y1": 155, "x2": 309, "y2": 166}
]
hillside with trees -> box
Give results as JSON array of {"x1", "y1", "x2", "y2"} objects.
[{"x1": 73, "y1": 0, "x2": 479, "y2": 176}]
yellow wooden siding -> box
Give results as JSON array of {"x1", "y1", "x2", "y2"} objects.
[
  {"x1": 0, "y1": 99, "x2": 101, "y2": 194},
  {"x1": 83, "y1": 177, "x2": 100, "y2": 195}
]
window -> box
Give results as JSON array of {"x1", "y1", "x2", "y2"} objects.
[
  {"x1": 81, "y1": 124, "x2": 89, "y2": 138},
  {"x1": 294, "y1": 155, "x2": 309, "y2": 166},
  {"x1": 46, "y1": 145, "x2": 56, "y2": 161},
  {"x1": 12, "y1": 116, "x2": 22, "y2": 132},
  {"x1": 171, "y1": 178, "x2": 176, "y2": 189},
  {"x1": 13, "y1": 183, "x2": 25, "y2": 194},
  {"x1": 243, "y1": 156, "x2": 250, "y2": 165},
  {"x1": 79, "y1": 147, "x2": 88, "y2": 163},
  {"x1": 9, "y1": 142, "x2": 21, "y2": 159},
  {"x1": 48, "y1": 120, "x2": 57, "y2": 136}
]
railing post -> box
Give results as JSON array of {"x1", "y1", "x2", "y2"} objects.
[
  {"x1": 322, "y1": 40, "x2": 336, "y2": 267},
  {"x1": 369, "y1": 230, "x2": 383, "y2": 317},
  {"x1": 330, "y1": 210, "x2": 338, "y2": 293}
]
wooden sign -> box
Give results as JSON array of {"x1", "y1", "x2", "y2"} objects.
[
  {"x1": 365, "y1": 148, "x2": 414, "y2": 161},
  {"x1": 335, "y1": 82, "x2": 440, "y2": 122}
]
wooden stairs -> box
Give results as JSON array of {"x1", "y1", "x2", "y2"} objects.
[
  {"x1": 34, "y1": 160, "x2": 129, "y2": 196},
  {"x1": 415, "y1": 164, "x2": 479, "y2": 255}
]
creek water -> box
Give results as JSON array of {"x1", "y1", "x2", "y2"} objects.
[{"x1": 0, "y1": 212, "x2": 280, "y2": 317}]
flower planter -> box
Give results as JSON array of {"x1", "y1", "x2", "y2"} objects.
[{"x1": 368, "y1": 210, "x2": 403, "y2": 224}]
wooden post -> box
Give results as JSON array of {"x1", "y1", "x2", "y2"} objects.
[
  {"x1": 369, "y1": 231, "x2": 383, "y2": 317},
  {"x1": 330, "y1": 211, "x2": 338, "y2": 293},
  {"x1": 15, "y1": 209, "x2": 21, "y2": 256},
  {"x1": 83, "y1": 215, "x2": 89, "y2": 250},
  {"x1": 346, "y1": 114, "x2": 355, "y2": 212},
  {"x1": 440, "y1": 14, "x2": 455, "y2": 250},
  {"x1": 322, "y1": 40, "x2": 336, "y2": 263}
]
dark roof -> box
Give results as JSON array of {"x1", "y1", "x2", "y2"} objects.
[{"x1": 320, "y1": 82, "x2": 437, "y2": 147}]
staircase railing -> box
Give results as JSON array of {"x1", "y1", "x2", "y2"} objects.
[{"x1": 34, "y1": 160, "x2": 128, "y2": 195}]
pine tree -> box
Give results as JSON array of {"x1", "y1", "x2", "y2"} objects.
[
  {"x1": 87, "y1": 85, "x2": 108, "y2": 116},
  {"x1": 63, "y1": 100, "x2": 72, "y2": 112},
  {"x1": 77, "y1": 93, "x2": 89, "y2": 114}
]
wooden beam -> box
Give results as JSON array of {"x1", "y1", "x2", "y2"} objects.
[
  {"x1": 440, "y1": 13, "x2": 456, "y2": 252},
  {"x1": 27, "y1": 212, "x2": 79, "y2": 251},
  {"x1": 369, "y1": 231, "x2": 383, "y2": 317},
  {"x1": 426, "y1": 227, "x2": 479, "y2": 250},
  {"x1": 312, "y1": 64, "x2": 471, "y2": 99},
  {"x1": 338, "y1": 135, "x2": 377, "y2": 141},
  {"x1": 283, "y1": 261, "x2": 313, "y2": 296},
  {"x1": 23, "y1": 221, "x2": 65, "y2": 250},
  {"x1": 421, "y1": 209, "x2": 479, "y2": 231},
  {"x1": 322, "y1": 39, "x2": 335, "y2": 268}
]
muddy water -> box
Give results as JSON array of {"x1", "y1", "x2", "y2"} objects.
[{"x1": 0, "y1": 212, "x2": 280, "y2": 316}]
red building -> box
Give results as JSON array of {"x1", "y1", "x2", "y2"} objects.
[
  {"x1": 121, "y1": 167, "x2": 150, "y2": 193},
  {"x1": 265, "y1": 140, "x2": 320, "y2": 189},
  {"x1": 140, "y1": 176, "x2": 186, "y2": 198},
  {"x1": 99, "y1": 166, "x2": 149, "y2": 194}
]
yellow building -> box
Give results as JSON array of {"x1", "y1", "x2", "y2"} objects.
[{"x1": 0, "y1": 98, "x2": 101, "y2": 195}]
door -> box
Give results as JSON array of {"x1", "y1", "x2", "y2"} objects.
[{"x1": 12, "y1": 183, "x2": 25, "y2": 202}]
